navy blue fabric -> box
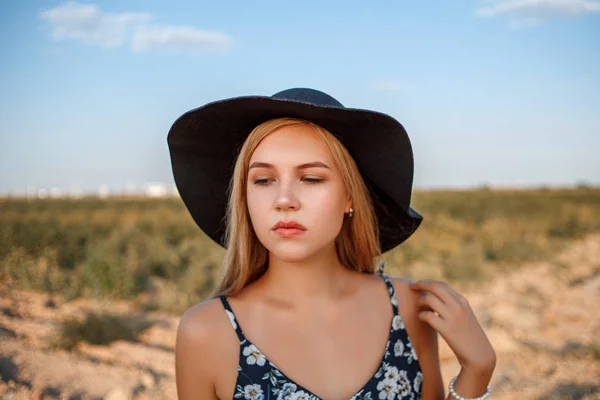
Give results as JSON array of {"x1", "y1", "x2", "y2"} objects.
[
  {"x1": 219, "y1": 267, "x2": 423, "y2": 400},
  {"x1": 271, "y1": 88, "x2": 345, "y2": 108}
]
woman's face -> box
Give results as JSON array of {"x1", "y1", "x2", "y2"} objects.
[{"x1": 246, "y1": 124, "x2": 351, "y2": 262}]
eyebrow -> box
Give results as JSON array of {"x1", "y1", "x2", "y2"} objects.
[{"x1": 248, "y1": 161, "x2": 331, "y2": 171}]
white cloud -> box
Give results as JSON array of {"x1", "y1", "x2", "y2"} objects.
[
  {"x1": 508, "y1": 16, "x2": 542, "y2": 28},
  {"x1": 39, "y1": 1, "x2": 233, "y2": 56},
  {"x1": 39, "y1": 1, "x2": 150, "y2": 48},
  {"x1": 476, "y1": 0, "x2": 600, "y2": 25},
  {"x1": 368, "y1": 80, "x2": 404, "y2": 92},
  {"x1": 132, "y1": 26, "x2": 232, "y2": 55}
]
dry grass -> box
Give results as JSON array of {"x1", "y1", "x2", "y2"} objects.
[
  {"x1": 1, "y1": 187, "x2": 599, "y2": 313},
  {"x1": 48, "y1": 311, "x2": 155, "y2": 351}
]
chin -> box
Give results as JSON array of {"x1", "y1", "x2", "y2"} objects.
[
  {"x1": 269, "y1": 247, "x2": 314, "y2": 263},
  {"x1": 264, "y1": 242, "x2": 321, "y2": 263}
]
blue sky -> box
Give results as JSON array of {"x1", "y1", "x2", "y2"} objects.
[{"x1": 1, "y1": 0, "x2": 599, "y2": 195}]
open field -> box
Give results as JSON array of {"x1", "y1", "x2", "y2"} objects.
[
  {"x1": 1, "y1": 187, "x2": 599, "y2": 313},
  {"x1": 1, "y1": 188, "x2": 599, "y2": 399}
]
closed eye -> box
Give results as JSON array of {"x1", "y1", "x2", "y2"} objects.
[
  {"x1": 303, "y1": 178, "x2": 325, "y2": 184},
  {"x1": 252, "y1": 177, "x2": 325, "y2": 185}
]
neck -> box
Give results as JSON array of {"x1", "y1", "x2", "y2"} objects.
[{"x1": 257, "y1": 245, "x2": 357, "y2": 302}]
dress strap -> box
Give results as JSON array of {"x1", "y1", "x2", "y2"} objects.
[
  {"x1": 378, "y1": 261, "x2": 400, "y2": 315},
  {"x1": 219, "y1": 295, "x2": 246, "y2": 342},
  {"x1": 377, "y1": 259, "x2": 386, "y2": 275}
]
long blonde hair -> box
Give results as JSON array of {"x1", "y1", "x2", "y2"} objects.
[{"x1": 211, "y1": 118, "x2": 382, "y2": 297}]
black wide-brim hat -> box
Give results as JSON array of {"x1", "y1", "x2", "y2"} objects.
[{"x1": 167, "y1": 88, "x2": 423, "y2": 253}]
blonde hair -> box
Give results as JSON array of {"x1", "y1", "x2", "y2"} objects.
[{"x1": 211, "y1": 118, "x2": 382, "y2": 297}]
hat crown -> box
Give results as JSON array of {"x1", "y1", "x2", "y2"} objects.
[{"x1": 271, "y1": 88, "x2": 344, "y2": 108}]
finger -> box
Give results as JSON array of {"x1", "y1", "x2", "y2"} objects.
[
  {"x1": 417, "y1": 291, "x2": 449, "y2": 319},
  {"x1": 437, "y1": 284, "x2": 470, "y2": 310},
  {"x1": 417, "y1": 310, "x2": 445, "y2": 331},
  {"x1": 409, "y1": 280, "x2": 454, "y2": 305},
  {"x1": 447, "y1": 286, "x2": 470, "y2": 308}
]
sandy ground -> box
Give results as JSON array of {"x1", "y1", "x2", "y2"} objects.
[{"x1": 1, "y1": 235, "x2": 599, "y2": 399}]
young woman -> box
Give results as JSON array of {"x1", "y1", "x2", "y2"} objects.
[{"x1": 169, "y1": 88, "x2": 496, "y2": 400}]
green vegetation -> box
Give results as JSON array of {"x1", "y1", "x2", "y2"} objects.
[
  {"x1": 384, "y1": 187, "x2": 600, "y2": 284},
  {"x1": 1, "y1": 188, "x2": 599, "y2": 313},
  {"x1": 0, "y1": 197, "x2": 222, "y2": 313},
  {"x1": 48, "y1": 311, "x2": 155, "y2": 351}
]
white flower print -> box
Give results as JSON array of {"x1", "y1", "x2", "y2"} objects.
[
  {"x1": 384, "y1": 365, "x2": 400, "y2": 381},
  {"x1": 350, "y1": 390, "x2": 375, "y2": 400},
  {"x1": 276, "y1": 384, "x2": 312, "y2": 400},
  {"x1": 394, "y1": 339, "x2": 405, "y2": 357},
  {"x1": 414, "y1": 371, "x2": 423, "y2": 393},
  {"x1": 226, "y1": 309, "x2": 237, "y2": 330},
  {"x1": 291, "y1": 391, "x2": 310, "y2": 400},
  {"x1": 243, "y1": 344, "x2": 266, "y2": 367},
  {"x1": 396, "y1": 370, "x2": 412, "y2": 397},
  {"x1": 243, "y1": 383, "x2": 264, "y2": 400},
  {"x1": 277, "y1": 382, "x2": 298, "y2": 400},
  {"x1": 376, "y1": 378, "x2": 398, "y2": 400},
  {"x1": 405, "y1": 341, "x2": 418, "y2": 363},
  {"x1": 392, "y1": 315, "x2": 405, "y2": 331},
  {"x1": 391, "y1": 293, "x2": 398, "y2": 307},
  {"x1": 264, "y1": 366, "x2": 283, "y2": 386}
]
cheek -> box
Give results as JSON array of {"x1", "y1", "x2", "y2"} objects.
[
  {"x1": 305, "y1": 186, "x2": 346, "y2": 230},
  {"x1": 311, "y1": 190, "x2": 343, "y2": 214},
  {"x1": 246, "y1": 188, "x2": 270, "y2": 224}
]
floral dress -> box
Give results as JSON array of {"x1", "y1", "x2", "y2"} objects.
[{"x1": 219, "y1": 263, "x2": 423, "y2": 400}]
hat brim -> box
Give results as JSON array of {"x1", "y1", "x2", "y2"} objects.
[{"x1": 168, "y1": 95, "x2": 422, "y2": 253}]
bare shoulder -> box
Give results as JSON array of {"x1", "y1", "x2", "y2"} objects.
[
  {"x1": 386, "y1": 276, "x2": 418, "y2": 317},
  {"x1": 177, "y1": 297, "x2": 227, "y2": 339},
  {"x1": 175, "y1": 298, "x2": 238, "y2": 400},
  {"x1": 389, "y1": 275, "x2": 445, "y2": 399},
  {"x1": 386, "y1": 276, "x2": 420, "y2": 328}
]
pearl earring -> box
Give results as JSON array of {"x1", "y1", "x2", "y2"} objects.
[{"x1": 348, "y1": 207, "x2": 354, "y2": 217}]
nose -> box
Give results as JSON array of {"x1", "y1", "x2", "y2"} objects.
[{"x1": 273, "y1": 181, "x2": 300, "y2": 212}]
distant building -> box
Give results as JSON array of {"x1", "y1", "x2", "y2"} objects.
[
  {"x1": 144, "y1": 182, "x2": 168, "y2": 198},
  {"x1": 98, "y1": 185, "x2": 110, "y2": 198},
  {"x1": 49, "y1": 187, "x2": 63, "y2": 198}
]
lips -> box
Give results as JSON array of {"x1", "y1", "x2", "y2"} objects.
[{"x1": 272, "y1": 220, "x2": 307, "y2": 231}]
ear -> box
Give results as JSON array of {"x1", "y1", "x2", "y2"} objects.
[{"x1": 345, "y1": 198, "x2": 352, "y2": 213}]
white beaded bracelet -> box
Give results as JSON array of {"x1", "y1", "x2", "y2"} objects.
[{"x1": 449, "y1": 376, "x2": 492, "y2": 400}]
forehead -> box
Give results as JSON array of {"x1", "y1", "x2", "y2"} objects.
[{"x1": 250, "y1": 124, "x2": 333, "y2": 163}]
